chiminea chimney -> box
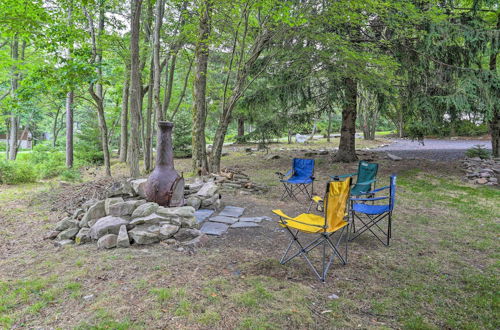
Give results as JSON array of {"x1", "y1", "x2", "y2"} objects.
[{"x1": 145, "y1": 122, "x2": 185, "y2": 207}]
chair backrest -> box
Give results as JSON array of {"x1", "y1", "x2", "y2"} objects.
[
  {"x1": 292, "y1": 158, "x2": 314, "y2": 178},
  {"x1": 352, "y1": 161, "x2": 379, "y2": 195},
  {"x1": 389, "y1": 175, "x2": 397, "y2": 211},
  {"x1": 324, "y1": 178, "x2": 352, "y2": 230}
]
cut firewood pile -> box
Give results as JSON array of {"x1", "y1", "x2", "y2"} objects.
[{"x1": 213, "y1": 166, "x2": 269, "y2": 195}]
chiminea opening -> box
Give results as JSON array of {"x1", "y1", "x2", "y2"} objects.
[{"x1": 145, "y1": 122, "x2": 185, "y2": 207}]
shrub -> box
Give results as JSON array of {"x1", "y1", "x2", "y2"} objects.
[
  {"x1": 60, "y1": 168, "x2": 82, "y2": 182},
  {"x1": 465, "y1": 145, "x2": 491, "y2": 159},
  {"x1": 0, "y1": 160, "x2": 37, "y2": 184}
]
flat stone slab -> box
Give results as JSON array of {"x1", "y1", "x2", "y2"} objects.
[
  {"x1": 218, "y1": 206, "x2": 245, "y2": 218},
  {"x1": 209, "y1": 215, "x2": 239, "y2": 225},
  {"x1": 230, "y1": 222, "x2": 260, "y2": 228},
  {"x1": 240, "y1": 217, "x2": 263, "y2": 223},
  {"x1": 200, "y1": 222, "x2": 229, "y2": 236},
  {"x1": 194, "y1": 209, "x2": 215, "y2": 223}
]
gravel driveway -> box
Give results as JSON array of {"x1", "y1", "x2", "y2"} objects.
[{"x1": 374, "y1": 138, "x2": 492, "y2": 161}]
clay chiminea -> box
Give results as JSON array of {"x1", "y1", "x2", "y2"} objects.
[{"x1": 145, "y1": 121, "x2": 185, "y2": 207}]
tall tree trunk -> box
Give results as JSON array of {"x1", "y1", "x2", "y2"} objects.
[
  {"x1": 153, "y1": 0, "x2": 164, "y2": 123},
  {"x1": 8, "y1": 37, "x2": 19, "y2": 160},
  {"x1": 327, "y1": 105, "x2": 332, "y2": 142},
  {"x1": 144, "y1": 59, "x2": 154, "y2": 172},
  {"x1": 333, "y1": 77, "x2": 358, "y2": 162},
  {"x1": 237, "y1": 118, "x2": 244, "y2": 139},
  {"x1": 66, "y1": 91, "x2": 74, "y2": 167},
  {"x1": 129, "y1": 0, "x2": 143, "y2": 178},
  {"x1": 66, "y1": 4, "x2": 74, "y2": 168},
  {"x1": 191, "y1": 0, "x2": 211, "y2": 174},
  {"x1": 489, "y1": 13, "x2": 499, "y2": 158},
  {"x1": 119, "y1": 70, "x2": 129, "y2": 162}
]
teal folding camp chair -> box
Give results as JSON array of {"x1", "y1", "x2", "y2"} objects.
[{"x1": 330, "y1": 160, "x2": 379, "y2": 198}]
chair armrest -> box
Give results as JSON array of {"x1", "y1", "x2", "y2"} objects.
[
  {"x1": 272, "y1": 209, "x2": 293, "y2": 220},
  {"x1": 369, "y1": 185, "x2": 390, "y2": 194},
  {"x1": 351, "y1": 196, "x2": 388, "y2": 202},
  {"x1": 311, "y1": 196, "x2": 323, "y2": 204},
  {"x1": 275, "y1": 169, "x2": 293, "y2": 179},
  {"x1": 330, "y1": 172, "x2": 357, "y2": 180}
]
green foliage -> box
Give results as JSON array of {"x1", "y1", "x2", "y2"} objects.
[
  {"x1": 173, "y1": 110, "x2": 192, "y2": 157},
  {"x1": 0, "y1": 160, "x2": 37, "y2": 184},
  {"x1": 453, "y1": 120, "x2": 489, "y2": 136},
  {"x1": 465, "y1": 145, "x2": 491, "y2": 159}
]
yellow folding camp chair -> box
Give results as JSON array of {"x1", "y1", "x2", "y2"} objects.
[{"x1": 272, "y1": 178, "x2": 352, "y2": 282}]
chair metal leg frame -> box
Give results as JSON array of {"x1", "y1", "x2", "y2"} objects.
[
  {"x1": 280, "y1": 183, "x2": 313, "y2": 202},
  {"x1": 279, "y1": 224, "x2": 350, "y2": 282},
  {"x1": 350, "y1": 211, "x2": 392, "y2": 246}
]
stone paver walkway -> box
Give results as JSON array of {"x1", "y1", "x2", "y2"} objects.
[{"x1": 200, "y1": 206, "x2": 272, "y2": 236}]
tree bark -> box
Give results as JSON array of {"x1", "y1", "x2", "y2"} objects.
[
  {"x1": 8, "y1": 37, "x2": 19, "y2": 160},
  {"x1": 65, "y1": 91, "x2": 74, "y2": 167},
  {"x1": 144, "y1": 58, "x2": 154, "y2": 172},
  {"x1": 327, "y1": 105, "x2": 332, "y2": 142},
  {"x1": 119, "y1": 70, "x2": 130, "y2": 162},
  {"x1": 129, "y1": 0, "x2": 143, "y2": 178},
  {"x1": 85, "y1": 4, "x2": 111, "y2": 176},
  {"x1": 66, "y1": 4, "x2": 74, "y2": 168},
  {"x1": 191, "y1": 0, "x2": 211, "y2": 175},
  {"x1": 333, "y1": 77, "x2": 358, "y2": 162},
  {"x1": 237, "y1": 118, "x2": 244, "y2": 138},
  {"x1": 489, "y1": 13, "x2": 499, "y2": 157},
  {"x1": 153, "y1": 0, "x2": 164, "y2": 123}
]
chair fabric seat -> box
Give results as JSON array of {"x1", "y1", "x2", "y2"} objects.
[
  {"x1": 352, "y1": 203, "x2": 390, "y2": 215},
  {"x1": 282, "y1": 176, "x2": 313, "y2": 184},
  {"x1": 351, "y1": 184, "x2": 372, "y2": 196},
  {"x1": 273, "y1": 210, "x2": 348, "y2": 233}
]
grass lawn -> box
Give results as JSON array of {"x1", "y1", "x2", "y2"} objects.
[{"x1": 0, "y1": 147, "x2": 498, "y2": 329}]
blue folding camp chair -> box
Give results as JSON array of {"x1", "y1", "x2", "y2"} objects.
[
  {"x1": 276, "y1": 158, "x2": 315, "y2": 202},
  {"x1": 350, "y1": 175, "x2": 397, "y2": 246}
]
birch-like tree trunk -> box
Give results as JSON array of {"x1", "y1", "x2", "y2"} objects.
[
  {"x1": 119, "y1": 69, "x2": 130, "y2": 162},
  {"x1": 191, "y1": 0, "x2": 211, "y2": 174},
  {"x1": 8, "y1": 37, "x2": 19, "y2": 160},
  {"x1": 129, "y1": 0, "x2": 143, "y2": 178}
]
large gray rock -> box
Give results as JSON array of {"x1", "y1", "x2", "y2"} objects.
[
  {"x1": 43, "y1": 230, "x2": 60, "y2": 240},
  {"x1": 82, "y1": 199, "x2": 98, "y2": 211},
  {"x1": 131, "y1": 202, "x2": 159, "y2": 218},
  {"x1": 159, "y1": 224, "x2": 180, "y2": 240},
  {"x1": 72, "y1": 208, "x2": 85, "y2": 220},
  {"x1": 75, "y1": 228, "x2": 91, "y2": 245},
  {"x1": 157, "y1": 206, "x2": 196, "y2": 218},
  {"x1": 81, "y1": 200, "x2": 106, "y2": 227},
  {"x1": 55, "y1": 217, "x2": 79, "y2": 231},
  {"x1": 129, "y1": 213, "x2": 169, "y2": 226},
  {"x1": 186, "y1": 196, "x2": 202, "y2": 210},
  {"x1": 130, "y1": 178, "x2": 148, "y2": 198},
  {"x1": 196, "y1": 181, "x2": 218, "y2": 198},
  {"x1": 57, "y1": 227, "x2": 79, "y2": 240},
  {"x1": 105, "y1": 197, "x2": 124, "y2": 215},
  {"x1": 201, "y1": 194, "x2": 219, "y2": 207},
  {"x1": 54, "y1": 239, "x2": 74, "y2": 247},
  {"x1": 108, "y1": 200, "x2": 143, "y2": 217},
  {"x1": 174, "y1": 228, "x2": 202, "y2": 242},
  {"x1": 128, "y1": 225, "x2": 160, "y2": 245},
  {"x1": 116, "y1": 225, "x2": 130, "y2": 248},
  {"x1": 180, "y1": 216, "x2": 197, "y2": 228},
  {"x1": 181, "y1": 233, "x2": 209, "y2": 248},
  {"x1": 97, "y1": 234, "x2": 117, "y2": 249},
  {"x1": 89, "y1": 216, "x2": 130, "y2": 240},
  {"x1": 107, "y1": 180, "x2": 133, "y2": 197},
  {"x1": 387, "y1": 153, "x2": 402, "y2": 161}
]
